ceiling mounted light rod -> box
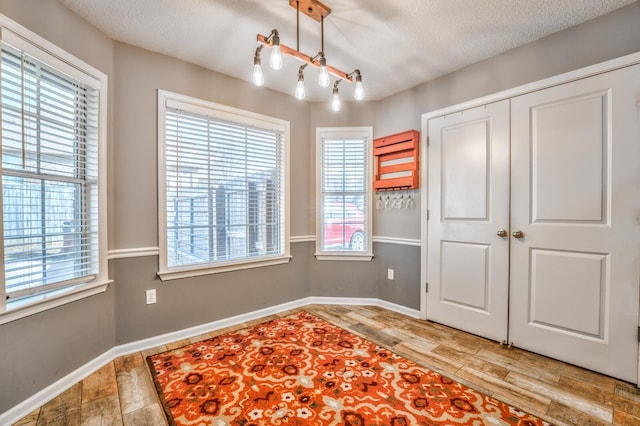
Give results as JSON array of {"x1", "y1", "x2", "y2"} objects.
[
  {"x1": 296, "y1": 0, "x2": 300, "y2": 51},
  {"x1": 320, "y1": 15, "x2": 324, "y2": 55}
]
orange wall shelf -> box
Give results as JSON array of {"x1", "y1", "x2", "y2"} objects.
[{"x1": 373, "y1": 129, "x2": 420, "y2": 191}]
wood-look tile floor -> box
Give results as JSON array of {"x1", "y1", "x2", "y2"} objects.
[{"x1": 13, "y1": 305, "x2": 640, "y2": 425}]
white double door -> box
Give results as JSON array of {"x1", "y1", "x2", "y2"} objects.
[{"x1": 426, "y1": 64, "x2": 640, "y2": 382}]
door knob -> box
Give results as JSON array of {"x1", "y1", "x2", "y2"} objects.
[
  {"x1": 512, "y1": 230, "x2": 524, "y2": 239},
  {"x1": 497, "y1": 229, "x2": 508, "y2": 237}
]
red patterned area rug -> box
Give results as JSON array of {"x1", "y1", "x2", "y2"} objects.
[{"x1": 147, "y1": 311, "x2": 549, "y2": 425}]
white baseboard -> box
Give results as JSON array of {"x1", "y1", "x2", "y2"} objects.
[
  {"x1": 0, "y1": 348, "x2": 118, "y2": 425},
  {"x1": 115, "y1": 298, "x2": 312, "y2": 356},
  {"x1": 306, "y1": 296, "x2": 421, "y2": 319},
  {"x1": 376, "y1": 298, "x2": 422, "y2": 318},
  {"x1": 0, "y1": 297, "x2": 419, "y2": 425},
  {"x1": 115, "y1": 296, "x2": 419, "y2": 356}
]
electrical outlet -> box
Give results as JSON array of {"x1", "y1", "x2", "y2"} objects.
[
  {"x1": 387, "y1": 268, "x2": 394, "y2": 280},
  {"x1": 146, "y1": 289, "x2": 157, "y2": 305}
]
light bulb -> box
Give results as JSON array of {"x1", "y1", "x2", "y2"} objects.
[
  {"x1": 318, "y1": 55, "x2": 330, "y2": 87},
  {"x1": 252, "y1": 63, "x2": 264, "y2": 86},
  {"x1": 318, "y1": 66, "x2": 330, "y2": 88},
  {"x1": 331, "y1": 88, "x2": 341, "y2": 112},
  {"x1": 270, "y1": 45, "x2": 283, "y2": 70},
  {"x1": 354, "y1": 75, "x2": 365, "y2": 100},
  {"x1": 295, "y1": 79, "x2": 305, "y2": 100}
]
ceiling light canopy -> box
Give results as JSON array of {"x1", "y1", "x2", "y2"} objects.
[{"x1": 252, "y1": 0, "x2": 365, "y2": 110}]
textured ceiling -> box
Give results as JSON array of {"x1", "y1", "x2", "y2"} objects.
[{"x1": 61, "y1": 0, "x2": 635, "y2": 102}]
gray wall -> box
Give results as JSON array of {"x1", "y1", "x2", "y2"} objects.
[
  {"x1": 0, "y1": 288, "x2": 116, "y2": 412},
  {"x1": 372, "y1": 0, "x2": 640, "y2": 311},
  {"x1": 112, "y1": 42, "x2": 313, "y2": 246},
  {"x1": 308, "y1": 101, "x2": 377, "y2": 235},
  {"x1": 374, "y1": 1, "x2": 640, "y2": 242},
  {"x1": 1, "y1": 0, "x2": 640, "y2": 415},
  {"x1": 0, "y1": 0, "x2": 117, "y2": 412},
  {"x1": 376, "y1": 243, "x2": 421, "y2": 309},
  {"x1": 306, "y1": 102, "x2": 384, "y2": 300},
  {"x1": 110, "y1": 42, "x2": 314, "y2": 346},
  {"x1": 113, "y1": 245, "x2": 310, "y2": 344}
]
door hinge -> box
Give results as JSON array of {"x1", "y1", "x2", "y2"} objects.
[
  {"x1": 426, "y1": 209, "x2": 430, "y2": 220},
  {"x1": 426, "y1": 135, "x2": 430, "y2": 147},
  {"x1": 638, "y1": 326, "x2": 640, "y2": 342},
  {"x1": 425, "y1": 282, "x2": 429, "y2": 293}
]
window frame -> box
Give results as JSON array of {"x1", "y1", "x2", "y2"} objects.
[
  {"x1": 157, "y1": 90, "x2": 290, "y2": 280},
  {"x1": 315, "y1": 127, "x2": 373, "y2": 261},
  {"x1": 0, "y1": 14, "x2": 109, "y2": 325}
]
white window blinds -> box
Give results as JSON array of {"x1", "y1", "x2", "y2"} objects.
[
  {"x1": 161, "y1": 97, "x2": 287, "y2": 273},
  {"x1": 1, "y1": 40, "x2": 100, "y2": 301},
  {"x1": 319, "y1": 135, "x2": 369, "y2": 253}
]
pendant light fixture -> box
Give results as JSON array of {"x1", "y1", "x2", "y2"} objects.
[
  {"x1": 331, "y1": 80, "x2": 341, "y2": 111},
  {"x1": 353, "y1": 70, "x2": 365, "y2": 100},
  {"x1": 317, "y1": 53, "x2": 330, "y2": 88},
  {"x1": 252, "y1": 0, "x2": 365, "y2": 110},
  {"x1": 269, "y1": 31, "x2": 283, "y2": 70},
  {"x1": 295, "y1": 64, "x2": 307, "y2": 100},
  {"x1": 252, "y1": 47, "x2": 265, "y2": 86}
]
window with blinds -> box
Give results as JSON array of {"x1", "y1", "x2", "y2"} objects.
[
  {"x1": 158, "y1": 91, "x2": 289, "y2": 278},
  {"x1": 0, "y1": 26, "x2": 105, "y2": 309},
  {"x1": 316, "y1": 127, "x2": 373, "y2": 259}
]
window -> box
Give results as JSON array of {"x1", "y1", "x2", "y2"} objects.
[
  {"x1": 157, "y1": 91, "x2": 290, "y2": 279},
  {"x1": 0, "y1": 16, "x2": 108, "y2": 321},
  {"x1": 316, "y1": 127, "x2": 373, "y2": 260}
]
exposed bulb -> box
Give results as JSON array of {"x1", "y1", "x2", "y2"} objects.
[
  {"x1": 252, "y1": 63, "x2": 264, "y2": 86},
  {"x1": 318, "y1": 65, "x2": 330, "y2": 88},
  {"x1": 270, "y1": 45, "x2": 283, "y2": 70},
  {"x1": 295, "y1": 79, "x2": 306, "y2": 100},
  {"x1": 331, "y1": 89, "x2": 341, "y2": 112},
  {"x1": 317, "y1": 55, "x2": 330, "y2": 88},
  {"x1": 354, "y1": 77, "x2": 365, "y2": 100}
]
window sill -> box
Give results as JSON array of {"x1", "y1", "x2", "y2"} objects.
[
  {"x1": 314, "y1": 253, "x2": 374, "y2": 261},
  {"x1": 0, "y1": 280, "x2": 112, "y2": 326},
  {"x1": 157, "y1": 255, "x2": 292, "y2": 281}
]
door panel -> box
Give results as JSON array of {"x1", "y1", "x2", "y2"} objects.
[
  {"x1": 440, "y1": 241, "x2": 490, "y2": 311},
  {"x1": 529, "y1": 249, "x2": 607, "y2": 339},
  {"x1": 531, "y1": 92, "x2": 607, "y2": 222},
  {"x1": 442, "y1": 121, "x2": 489, "y2": 220},
  {"x1": 510, "y1": 64, "x2": 640, "y2": 382},
  {"x1": 427, "y1": 100, "x2": 510, "y2": 342}
]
